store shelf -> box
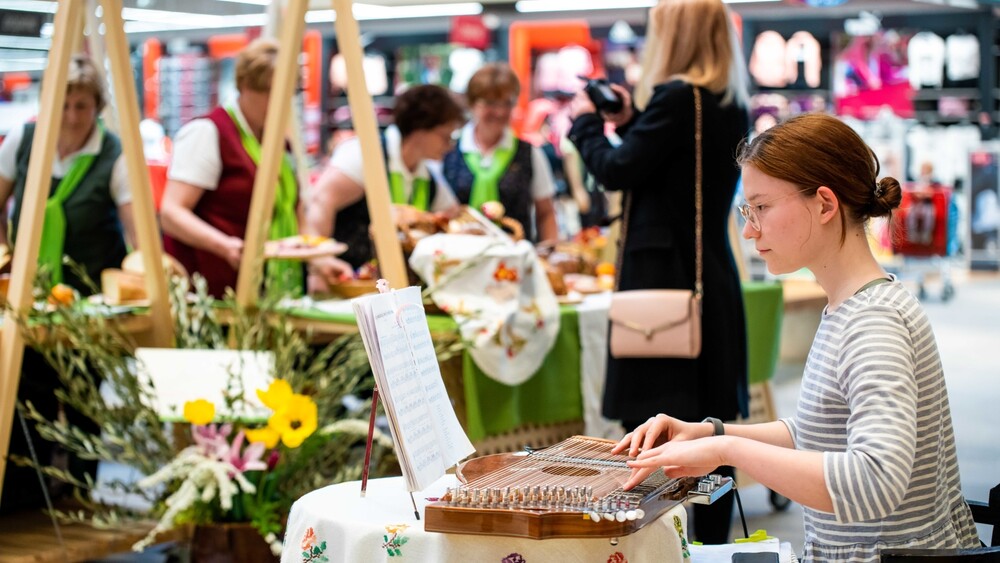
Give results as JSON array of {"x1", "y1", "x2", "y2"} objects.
[{"x1": 911, "y1": 88, "x2": 981, "y2": 101}]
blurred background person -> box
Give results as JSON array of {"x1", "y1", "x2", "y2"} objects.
[
  {"x1": 0, "y1": 53, "x2": 134, "y2": 514},
  {"x1": 442, "y1": 63, "x2": 559, "y2": 243},
  {"x1": 0, "y1": 54, "x2": 136, "y2": 291},
  {"x1": 160, "y1": 38, "x2": 302, "y2": 298},
  {"x1": 568, "y1": 0, "x2": 751, "y2": 543},
  {"x1": 304, "y1": 84, "x2": 464, "y2": 294}
]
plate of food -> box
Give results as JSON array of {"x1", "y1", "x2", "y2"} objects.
[{"x1": 264, "y1": 235, "x2": 347, "y2": 261}]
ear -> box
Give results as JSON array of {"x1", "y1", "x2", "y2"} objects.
[{"x1": 814, "y1": 186, "x2": 839, "y2": 226}]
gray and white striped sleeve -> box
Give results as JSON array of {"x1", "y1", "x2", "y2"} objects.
[{"x1": 824, "y1": 305, "x2": 918, "y2": 524}]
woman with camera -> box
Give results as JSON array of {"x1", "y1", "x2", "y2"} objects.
[{"x1": 568, "y1": 0, "x2": 750, "y2": 543}]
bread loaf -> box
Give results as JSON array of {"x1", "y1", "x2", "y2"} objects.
[
  {"x1": 102, "y1": 269, "x2": 148, "y2": 305},
  {"x1": 121, "y1": 251, "x2": 188, "y2": 280}
]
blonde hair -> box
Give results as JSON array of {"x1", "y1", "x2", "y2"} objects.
[
  {"x1": 235, "y1": 38, "x2": 279, "y2": 93},
  {"x1": 67, "y1": 54, "x2": 106, "y2": 112},
  {"x1": 634, "y1": 0, "x2": 748, "y2": 109}
]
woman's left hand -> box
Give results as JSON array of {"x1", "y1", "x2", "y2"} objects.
[
  {"x1": 621, "y1": 437, "x2": 726, "y2": 491},
  {"x1": 569, "y1": 91, "x2": 597, "y2": 120}
]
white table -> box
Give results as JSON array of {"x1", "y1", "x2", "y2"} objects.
[{"x1": 283, "y1": 475, "x2": 689, "y2": 563}]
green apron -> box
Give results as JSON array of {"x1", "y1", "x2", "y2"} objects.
[
  {"x1": 37, "y1": 128, "x2": 100, "y2": 285},
  {"x1": 226, "y1": 105, "x2": 302, "y2": 296},
  {"x1": 389, "y1": 172, "x2": 430, "y2": 211},
  {"x1": 463, "y1": 138, "x2": 519, "y2": 210}
]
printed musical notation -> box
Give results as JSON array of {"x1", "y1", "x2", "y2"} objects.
[{"x1": 353, "y1": 286, "x2": 475, "y2": 492}]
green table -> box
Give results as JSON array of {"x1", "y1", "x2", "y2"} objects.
[
  {"x1": 289, "y1": 282, "x2": 782, "y2": 442},
  {"x1": 287, "y1": 304, "x2": 582, "y2": 442}
]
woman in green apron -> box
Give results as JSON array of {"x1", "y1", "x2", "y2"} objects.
[
  {"x1": 0, "y1": 55, "x2": 135, "y2": 514},
  {"x1": 442, "y1": 63, "x2": 559, "y2": 243},
  {"x1": 304, "y1": 84, "x2": 464, "y2": 295},
  {"x1": 0, "y1": 55, "x2": 136, "y2": 292},
  {"x1": 160, "y1": 39, "x2": 302, "y2": 298}
]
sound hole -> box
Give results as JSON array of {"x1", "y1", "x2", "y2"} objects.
[{"x1": 541, "y1": 465, "x2": 600, "y2": 477}]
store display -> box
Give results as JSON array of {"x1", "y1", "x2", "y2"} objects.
[
  {"x1": 908, "y1": 31, "x2": 946, "y2": 89},
  {"x1": 158, "y1": 53, "x2": 217, "y2": 138},
  {"x1": 749, "y1": 31, "x2": 788, "y2": 88},
  {"x1": 784, "y1": 31, "x2": 822, "y2": 89},
  {"x1": 944, "y1": 31, "x2": 980, "y2": 83},
  {"x1": 834, "y1": 30, "x2": 913, "y2": 119}
]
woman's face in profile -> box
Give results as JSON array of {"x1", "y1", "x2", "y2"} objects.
[{"x1": 740, "y1": 164, "x2": 815, "y2": 275}]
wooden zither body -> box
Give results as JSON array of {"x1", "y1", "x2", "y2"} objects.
[{"x1": 424, "y1": 436, "x2": 704, "y2": 539}]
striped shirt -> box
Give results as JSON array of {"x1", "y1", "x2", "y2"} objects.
[{"x1": 782, "y1": 280, "x2": 979, "y2": 562}]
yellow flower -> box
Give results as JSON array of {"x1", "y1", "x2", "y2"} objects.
[
  {"x1": 183, "y1": 399, "x2": 215, "y2": 426},
  {"x1": 245, "y1": 426, "x2": 281, "y2": 449},
  {"x1": 267, "y1": 394, "x2": 317, "y2": 448},
  {"x1": 257, "y1": 379, "x2": 293, "y2": 411}
]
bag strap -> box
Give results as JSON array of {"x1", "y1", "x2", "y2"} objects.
[{"x1": 615, "y1": 85, "x2": 703, "y2": 298}]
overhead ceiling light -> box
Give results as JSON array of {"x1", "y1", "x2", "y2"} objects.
[
  {"x1": 515, "y1": 0, "x2": 777, "y2": 10},
  {"x1": 307, "y1": 2, "x2": 482, "y2": 22},
  {"x1": 0, "y1": 35, "x2": 51, "y2": 50},
  {"x1": 0, "y1": 59, "x2": 48, "y2": 72},
  {"x1": 0, "y1": 1, "x2": 57, "y2": 14}
]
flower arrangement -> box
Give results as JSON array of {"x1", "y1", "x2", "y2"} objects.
[
  {"x1": 133, "y1": 380, "x2": 325, "y2": 554},
  {"x1": 6, "y1": 270, "x2": 461, "y2": 556}
]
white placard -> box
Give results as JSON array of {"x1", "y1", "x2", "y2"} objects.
[{"x1": 135, "y1": 348, "x2": 274, "y2": 421}]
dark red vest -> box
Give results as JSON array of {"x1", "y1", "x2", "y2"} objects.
[{"x1": 164, "y1": 107, "x2": 275, "y2": 298}]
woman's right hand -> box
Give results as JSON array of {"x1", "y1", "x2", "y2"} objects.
[
  {"x1": 601, "y1": 83, "x2": 634, "y2": 127},
  {"x1": 610, "y1": 414, "x2": 709, "y2": 458},
  {"x1": 220, "y1": 236, "x2": 244, "y2": 270},
  {"x1": 307, "y1": 256, "x2": 353, "y2": 295}
]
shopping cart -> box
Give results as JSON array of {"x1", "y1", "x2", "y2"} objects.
[{"x1": 890, "y1": 185, "x2": 958, "y2": 302}]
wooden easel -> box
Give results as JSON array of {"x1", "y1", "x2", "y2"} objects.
[
  {"x1": 0, "y1": 0, "x2": 173, "y2": 504},
  {"x1": 234, "y1": 0, "x2": 407, "y2": 309}
]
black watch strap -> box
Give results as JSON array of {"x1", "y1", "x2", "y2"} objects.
[{"x1": 702, "y1": 416, "x2": 724, "y2": 436}]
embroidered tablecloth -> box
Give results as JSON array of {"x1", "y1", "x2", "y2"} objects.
[{"x1": 282, "y1": 475, "x2": 690, "y2": 563}]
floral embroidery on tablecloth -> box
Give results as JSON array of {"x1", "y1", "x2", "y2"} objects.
[
  {"x1": 607, "y1": 552, "x2": 628, "y2": 563},
  {"x1": 383, "y1": 524, "x2": 410, "y2": 557},
  {"x1": 673, "y1": 515, "x2": 691, "y2": 559},
  {"x1": 300, "y1": 527, "x2": 329, "y2": 562},
  {"x1": 501, "y1": 554, "x2": 526, "y2": 563},
  {"x1": 493, "y1": 261, "x2": 520, "y2": 283}
]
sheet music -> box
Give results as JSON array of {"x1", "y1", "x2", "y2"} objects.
[{"x1": 353, "y1": 286, "x2": 475, "y2": 491}]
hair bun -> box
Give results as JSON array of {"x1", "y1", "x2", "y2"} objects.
[{"x1": 870, "y1": 176, "x2": 902, "y2": 217}]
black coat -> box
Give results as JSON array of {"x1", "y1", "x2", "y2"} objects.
[{"x1": 568, "y1": 80, "x2": 749, "y2": 423}]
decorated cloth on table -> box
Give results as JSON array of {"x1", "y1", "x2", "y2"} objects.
[
  {"x1": 408, "y1": 233, "x2": 560, "y2": 386},
  {"x1": 281, "y1": 475, "x2": 690, "y2": 563},
  {"x1": 284, "y1": 299, "x2": 582, "y2": 442}
]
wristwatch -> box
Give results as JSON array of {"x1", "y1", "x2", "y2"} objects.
[{"x1": 702, "y1": 416, "x2": 724, "y2": 437}]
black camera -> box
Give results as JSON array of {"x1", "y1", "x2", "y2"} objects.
[{"x1": 579, "y1": 76, "x2": 624, "y2": 114}]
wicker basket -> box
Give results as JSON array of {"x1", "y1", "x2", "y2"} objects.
[{"x1": 329, "y1": 279, "x2": 378, "y2": 299}]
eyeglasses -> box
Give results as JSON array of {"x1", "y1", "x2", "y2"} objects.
[{"x1": 738, "y1": 188, "x2": 812, "y2": 231}]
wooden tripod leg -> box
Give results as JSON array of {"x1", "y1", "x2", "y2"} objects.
[
  {"x1": 234, "y1": 0, "x2": 309, "y2": 309},
  {"x1": 332, "y1": 0, "x2": 407, "y2": 290},
  {"x1": 102, "y1": 0, "x2": 173, "y2": 347}
]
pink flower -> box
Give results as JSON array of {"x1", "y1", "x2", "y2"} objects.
[
  {"x1": 227, "y1": 430, "x2": 267, "y2": 473},
  {"x1": 191, "y1": 423, "x2": 233, "y2": 460}
]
